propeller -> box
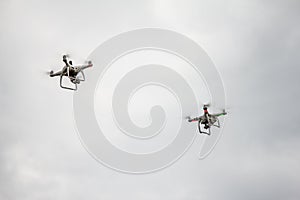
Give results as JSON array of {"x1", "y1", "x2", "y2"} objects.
[
  {"x1": 203, "y1": 103, "x2": 211, "y2": 107},
  {"x1": 221, "y1": 109, "x2": 227, "y2": 115},
  {"x1": 200, "y1": 102, "x2": 231, "y2": 114},
  {"x1": 45, "y1": 70, "x2": 53, "y2": 75},
  {"x1": 39, "y1": 68, "x2": 54, "y2": 76},
  {"x1": 216, "y1": 107, "x2": 231, "y2": 115},
  {"x1": 63, "y1": 53, "x2": 91, "y2": 65},
  {"x1": 86, "y1": 60, "x2": 93, "y2": 65},
  {"x1": 200, "y1": 103, "x2": 211, "y2": 110}
]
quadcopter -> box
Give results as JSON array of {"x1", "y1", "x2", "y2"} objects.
[
  {"x1": 49, "y1": 55, "x2": 93, "y2": 90},
  {"x1": 187, "y1": 104, "x2": 227, "y2": 135}
]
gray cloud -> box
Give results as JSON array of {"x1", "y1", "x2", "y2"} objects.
[{"x1": 0, "y1": 0, "x2": 299, "y2": 199}]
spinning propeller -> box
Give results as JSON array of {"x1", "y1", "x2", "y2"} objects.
[{"x1": 200, "y1": 102, "x2": 229, "y2": 114}]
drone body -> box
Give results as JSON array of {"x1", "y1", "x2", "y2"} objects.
[
  {"x1": 187, "y1": 105, "x2": 227, "y2": 135},
  {"x1": 49, "y1": 55, "x2": 93, "y2": 91}
]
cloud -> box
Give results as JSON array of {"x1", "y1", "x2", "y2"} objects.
[{"x1": 0, "y1": 0, "x2": 299, "y2": 199}]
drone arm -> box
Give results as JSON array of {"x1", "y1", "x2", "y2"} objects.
[
  {"x1": 212, "y1": 112, "x2": 227, "y2": 117},
  {"x1": 188, "y1": 117, "x2": 200, "y2": 122},
  {"x1": 50, "y1": 70, "x2": 63, "y2": 77},
  {"x1": 75, "y1": 62, "x2": 93, "y2": 71},
  {"x1": 63, "y1": 55, "x2": 69, "y2": 66}
]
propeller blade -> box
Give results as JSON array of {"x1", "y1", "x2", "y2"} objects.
[
  {"x1": 204, "y1": 103, "x2": 211, "y2": 107},
  {"x1": 62, "y1": 53, "x2": 91, "y2": 66},
  {"x1": 64, "y1": 54, "x2": 71, "y2": 58},
  {"x1": 200, "y1": 102, "x2": 211, "y2": 108},
  {"x1": 42, "y1": 69, "x2": 53, "y2": 75}
]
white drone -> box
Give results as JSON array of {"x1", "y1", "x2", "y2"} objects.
[{"x1": 49, "y1": 55, "x2": 93, "y2": 91}]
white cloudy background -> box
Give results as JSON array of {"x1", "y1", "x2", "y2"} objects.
[{"x1": 1, "y1": 0, "x2": 300, "y2": 199}]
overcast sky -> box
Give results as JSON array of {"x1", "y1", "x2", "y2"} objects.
[{"x1": 1, "y1": 0, "x2": 300, "y2": 199}]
